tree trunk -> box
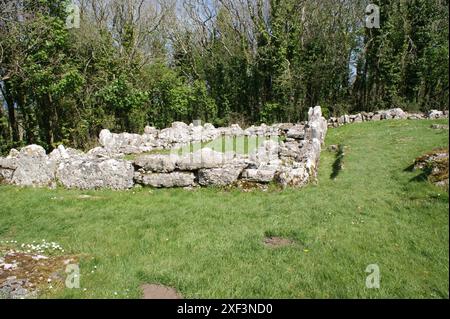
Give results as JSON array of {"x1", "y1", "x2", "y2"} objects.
[{"x1": 1, "y1": 81, "x2": 20, "y2": 142}]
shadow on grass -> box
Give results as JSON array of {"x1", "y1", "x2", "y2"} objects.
[
  {"x1": 330, "y1": 144, "x2": 345, "y2": 180},
  {"x1": 404, "y1": 163, "x2": 434, "y2": 183}
]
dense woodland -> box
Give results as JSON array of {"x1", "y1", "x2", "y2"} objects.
[{"x1": 0, "y1": 0, "x2": 448, "y2": 153}]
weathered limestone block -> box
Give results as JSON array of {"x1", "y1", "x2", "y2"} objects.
[
  {"x1": 390, "y1": 108, "x2": 407, "y2": 119},
  {"x1": 287, "y1": 125, "x2": 306, "y2": 139},
  {"x1": 8, "y1": 149, "x2": 20, "y2": 158},
  {"x1": 408, "y1": 113, "x2": 425, "y2": 120},
  {"x1": 204, "y1": 123, "x2": 215, "y2": 130},
  {"x1": 189, "y1": 125, "x2": 204, "y2": 142},
  {"x1": 48, "y1": 145, "x2": 70, "y2": 162},
  {"x1": 86, "y1": 147, "x2": 115, "y2": 159},
  {"x1": 0, "y1": 157, "x2": 17, "y2": 170},
  {"x1": 280, "y1": 141, "x2": 302, "y2": 160},
  {"x1": 198, "y1": 165, "x2": 245, "y2": 186},
  {"x1": 0, "y1": 168, "x2": 14, "y2": 184},
  {"x1": 297, "y1": 139, "x2": 322, "y2": 165},
  {"x1": 56, "y1": 157, "x2": 134, "y2": 190},
  {"x1": 353, "y1": 113, "x2": 363, "y2": 123},
  {"x1": 11, "y1": 145, "x2": 56, "y2": 188},
  {"x1": 134, "y1": 171, "x2": 195, "y2": 188},
  {"x1": 241, "y1": 165, "x2": 278, "y2": 183},
  {"x1": 177, "y1": 148, "x2": 235, "y2": 170},
  {"x1": 99, "y1": 129, "x2": 153, "y2": 154},
  {"x1": 338, "y1": 115, "x2": 350, "y2": 125},
  {"x1": 144, "y1": 126, "x2": 158, "y2": 135},
  {"x1": 134, "y1": 154, "x2": 178, "y2": 173},
  {"x1": 308, "y1": 121, "x2": 326, "y2": 144},
  {"x1": 158, "y1": 122, "x2": 191, "y2": 145},
  {"x1": 428, "y1": 110, "x2": 444, "y2": 119},
  {"x1": 99, "y1": 129, "x2": 116, "y2": 149},
  {"x1": 249, "y1": 140, "x2": 280, "y2": 165},
  {"x1": 372, "y1": 113, "x2": 382, "y2": 121},
  {"x1": 0, "y1": 155, "x2": 17, "y2": 184},
  {"x1": 275, "y1": 166, "x2": 309, "y2": 188},
  {"x1": 245, "y1": 124, "x2": 280, "y2": 137},
  {"x1": 218, "y1": 124, "x2": 245, "y2": 137},
  {"x1": 201, "y1": 124, "x2": 220, "y2": 142}
]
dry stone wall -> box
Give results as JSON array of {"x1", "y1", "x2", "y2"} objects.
[
  {"x1": 328, "y1": 108, "x2": 448, "y2": 127},
  {"x1": 0, "y1": 106, "x2": 328, "y2": 190},
  {"x1": 1, "y1": 106, "x2": 447, "y2": 190}
]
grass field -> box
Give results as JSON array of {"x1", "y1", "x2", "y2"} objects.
[
  {"x1": 177, "y1": 135, "x2": 273, "y2": 155},
  {"x1": 125, "y1": 135, "x2": 271, "y2": 160},
  {"x1": 0, "y1": 119, "x2": 448, "y2": 299}
]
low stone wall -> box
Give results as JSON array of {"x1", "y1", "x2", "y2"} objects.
[
  {"x1": 1, "y1": 107, "x2": 447, "y2": 191},
  {"x1": 0, "y1": 145, "x2": 134, "y2": 190},
  {"x1": 97, "y1": 118, "x2": 286, "y2": 155},
  {"x1": 0, "y1": 106, "x2": 328, "y2": 190},
  {"x1": 328, "y1": 108, "x2": 448, "y2": 127}
]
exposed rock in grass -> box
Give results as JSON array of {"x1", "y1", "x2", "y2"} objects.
[
  {"x1": 431, "y1": 124, "x2": 449, "y2": 130},
  {"x1": 0, "y1": 242, "x2": 77, "y2": 299},
  {"x1": 414, "y1": 148, "x2": 449, "y2": 189},
  {"x1": 327, "y1": 144, "x2": 339, "y2": 152}
]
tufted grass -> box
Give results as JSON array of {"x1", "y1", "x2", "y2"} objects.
[{"x1": 0, "y1": 119, "x2": 448, "y2": 299}]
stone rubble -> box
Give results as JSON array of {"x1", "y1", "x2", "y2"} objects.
[{"x1": 327, "y1": 108, "x2": 448, "y2": 128}]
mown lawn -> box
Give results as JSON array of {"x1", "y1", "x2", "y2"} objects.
[{"x1": 0, "y1": 119, "x2": 448, "y2": 299}]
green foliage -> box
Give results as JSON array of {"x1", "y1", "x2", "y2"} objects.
[
  {"x1": 260, "y1": 102, "x2": 283, "y2": 124},
  {"x1": 147, "y1": 67, "x2": 217, "y2": 128},
  {"x1": 96, "y1": 75, "x2": 149, "y2": 132},
  {"x1": 0, "y1": 0, "x2": 448, "y2": 151}
]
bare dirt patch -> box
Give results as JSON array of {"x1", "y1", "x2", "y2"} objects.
[
  {"x1": 141, "y1": 284, "x2": 182, "y2": 299},
  {"x1": 263, "y1": 236, "x2": 295, "y2": 248}
]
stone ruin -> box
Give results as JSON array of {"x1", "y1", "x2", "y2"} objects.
[
  {"x1": 1, "y1": 106, "x2": 447, "y2": 191},
  {"x1": 327, "y1": 108, "x2": 448, "y2": 127},
  {"x1": 0, "y1": 106, "x2": 328, "y2": 190}
]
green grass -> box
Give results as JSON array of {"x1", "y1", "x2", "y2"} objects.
[
  {"x1": 125, "y1": 135, "x2": 272, "y2": 160},
  {"x1": 177, "y1": 135, "x2": 272, "y2": 155},
  {"x1": 0, "y1": 119, "x2": 448, "y2": 299}
]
